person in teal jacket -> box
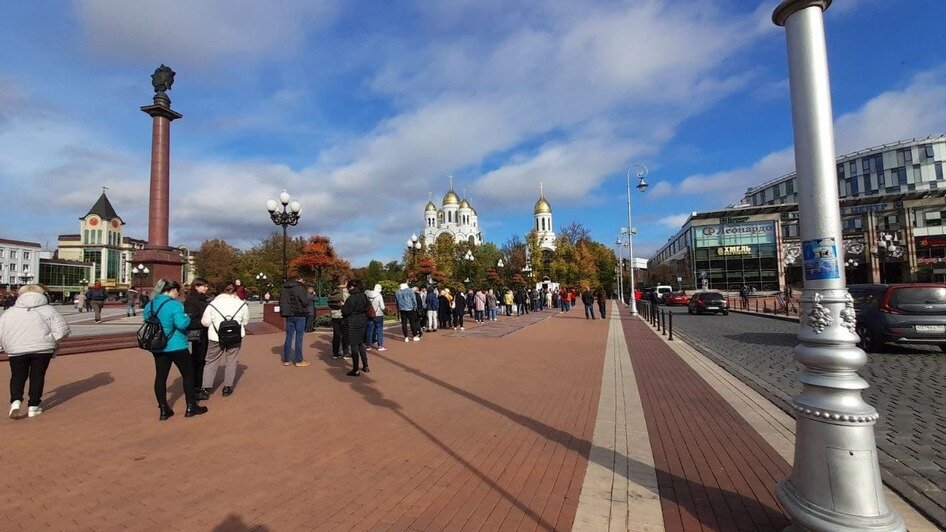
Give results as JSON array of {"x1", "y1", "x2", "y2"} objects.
[{"x1": 143, "y1": 279, "x2": 207, "y2": 421}]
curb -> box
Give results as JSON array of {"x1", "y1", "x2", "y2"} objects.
[{"x1": 730, "y1": 309, "x2": 800, "y2": 323}]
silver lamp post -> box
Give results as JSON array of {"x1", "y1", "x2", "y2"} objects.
[
  {"x1": 870, "y1": 231, "x2": 902, "y2": 284},
  {"x1": 626, "y1": 164, "x2": 649, "y2": 315},
  {"x1": 614, "y1": 237, "x2": 625, "y2": 304},
  {"x1": 773, "y1": 1, "x2": 903, "y2": 530}
]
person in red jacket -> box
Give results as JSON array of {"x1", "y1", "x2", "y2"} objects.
[{"x1": 234, "y1": 279, "x2": 248, "y2": 300}]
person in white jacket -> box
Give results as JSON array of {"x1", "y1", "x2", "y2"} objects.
[
  {"x1": 0, "y1": 285, "x2": 70, "y2": 418},
  {"x1": 364, "y1": 284, "x2": 387, "y2": 352},
  {"x1": 199, "y1": 283, "x2": 249, "y2": 397}
]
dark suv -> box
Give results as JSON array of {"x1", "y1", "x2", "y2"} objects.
[
  {"x1": 848, "y1": 284, "x2": 946, "y2": 352},
  {"x1": 687, "y1": 291, "x2": 729, "y2": 315}
]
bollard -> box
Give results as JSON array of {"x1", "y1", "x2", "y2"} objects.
[
  {"x1": 661, "y1": 310, "x2": 667, "y2": 336},
  {"x1": 668, "y1": 311, "x2": 674, "y2": 341},
  {"x1": 755, "y1": 299, "x2": 759, "y2": 313}
]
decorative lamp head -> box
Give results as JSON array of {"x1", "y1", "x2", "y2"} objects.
[
  {"x1": 279, "y1": 190, "x2": 291, "y2": 206},
  {"x1": 266, "y1": 198, "x2": 278, "y2": 213},
  {"x1": 289, "y1": 200, "x2": 301, "y2": 214}
]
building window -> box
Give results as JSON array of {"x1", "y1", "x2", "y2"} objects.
[
  {"x1": 23, "y1": 251, "x2": 30, "y2": 260},
  {"x1": 850, "y1": 178, "x2": 859, "y2": 196},
  {"x1": 936, "y1": 162, "x2": 944, "y2": 180},
  {"x1": 786, "y1": 179, "x2": 795, "y2": 195},
  {"x1": 874, "y1": 154, "x2": 884, "y2": 172},
  {"x1": 924, "y1": 145, "x2": 934, "y2": 159},
  {"x1": 862, "y1": 158, "x2": 870, "y2": 172},
  {"x1": 897, "y1": 167, "x2": 908, "y2": 186},
  {"x1": 0, "y1": 249, "x2": 4, "y2": 258},
  {"x1": 837, "y1": 164, "x2": 845, "y2": 179},
  {"x1": 9, "y1": 264, "x2": 16, "y2": 272},
  {"x1": 10, "y1": 250, "x2": 17, "y2": 259},
  {"x1": 849, "y1": 161, "x2": 857, "y2": 175}
]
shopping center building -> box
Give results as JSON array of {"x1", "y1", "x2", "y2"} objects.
[{"x1": 649, "y1": 136, "x2": 946, "y2": 291}]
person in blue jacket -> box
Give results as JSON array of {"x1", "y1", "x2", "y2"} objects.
[{"x1": 143, "y1": 279, "x2": 207, "y2": 421}]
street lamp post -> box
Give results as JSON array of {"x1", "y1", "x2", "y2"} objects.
[
  {"x1": 773, "y1": 1, "x2": 903, "y2": 530},
  {"x1": 406, "y1": 234, "x2": 422, "y2": 280},
  {"x1": 870, "y1": 231, "x2": 902, "y2": 284},
  {"x1": 255, "y1": 272, "x2": 268, "y2": 299},
  {"x1": 267, "y1": 190, "x2": 302, "y2": 282},
  {"x1": 131, "y1": 263, "x2": 150, "y2": 287},
  {"x1": 626, "y1": 164, "x2": 649, "y2": 315},
  {"x1": 614, "y1": 237, "x2": 625, "y2": 304}
]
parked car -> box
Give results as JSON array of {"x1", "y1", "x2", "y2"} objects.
[
  {"x1": 664, "y1": 291, "x2": 690, "y2": 306},
  {"x1": 655, "y1": 285, "x2": 673, "y2": 302},
  {"x1": 688, "y1": 291, "x2": 729, "y2": 315},
  {"x1": 848, "y1": 283, "x2": 946, "y2": 352}
]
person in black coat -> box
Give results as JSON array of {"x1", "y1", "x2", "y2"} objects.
[
  {"x1": 183, "y1": 278, "x2": 211, "y2": 397},
  {"x1": 452, "y1": 291, "x2": 467, "y2": 330},
  {"x1": 341, "y1": 280, "x2": 370, "y2": 376}
]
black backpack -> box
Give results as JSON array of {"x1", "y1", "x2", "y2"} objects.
[
  {"x1": 210, "y1": 302, "x2": 246, "y2": 348},
  {"x1": 327, "y1": 288, "x2": 345, "y2": 310},
  {"x1": 137, "y1": 300, "x2": 171, "y2": 351}
]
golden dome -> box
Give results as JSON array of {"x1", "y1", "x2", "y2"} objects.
[
  {"x1": 443, "y1": 190, "x2": 460, "y2": 204},
  {"x1": 425, "y1": 201, "x2": 437, "y2": 213},
  {"x1": 534, "y1": 196, "x2": 552, "y2": 214},
  {"x1": 459, "y1": 199, "x2": 471, "y2": 209}
]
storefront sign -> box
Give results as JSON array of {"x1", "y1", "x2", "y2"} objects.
[
  {"x1": 803, "y1": 237, "x2": 840, "y2": 281},
  {"x1": 720, "y1": 216, "x2": 750, "y2": 224},
  {"x1": 918, "y1": 257, "x2": 946, "y2": 265},
  {"x1": 695, "y1": 221, "x2": 776, "y2": 248},
  {"x1": 916, "y1": 236, "x2": 946, "y2": 249},
  {"x1": 842, "y1": 203, "x2": 888, "y2": 215},
  {"x1": 716, "y1": 245, "x2": 752, "y2": 256}
]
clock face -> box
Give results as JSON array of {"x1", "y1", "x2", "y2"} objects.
[
  {"x1": 111, "y1": 219, "x2": 120, "y2": 229},
  {"x1": 87, "y1": 217, "x2": 99, "y2": 227}
]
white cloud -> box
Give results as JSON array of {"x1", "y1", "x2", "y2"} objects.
[
  {"x1": 648, "y1": 181, "x2": 675, "y2": 198},
  {"x1": 670, "y1": 66, "x2": 946, "y2": 206},
  {"x1": 658, "y1": 213, "x2": 693, "y2": 229},
  {"x1": 74, "y1": 1, "x2": 337, "y2": 67}
]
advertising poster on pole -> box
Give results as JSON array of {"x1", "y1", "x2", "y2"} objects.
[{"x1": 802, "y1": 237, "x2": 840, "y2": 281}]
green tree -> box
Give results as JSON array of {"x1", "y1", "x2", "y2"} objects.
[
  {"x1": 238, "y1": 232, "x2": 306, "y2": 292},
  {"x1": 194, "y1": 239, "x2": 241, "y2": 287}
]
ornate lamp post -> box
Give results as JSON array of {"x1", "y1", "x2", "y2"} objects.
[
  {"x1": 131, "y1": 264, "x2": 150, "y2": 286},
  {"x1": 406, "y1": 234, "x2": 422, "y2": 274},
  {"x1": 255, "y1": 272, "x2": 268, "y2": 299},
  {"x1": 266, "y1": 190, "x2": 302, "y2": 282},
  {"x1": 626, "y1": 164, "x2": 648, "y2": 315},
  {"x1": 773, "y1": 1, "x2": 903, "y2": 530},
  {"x1": 870, "y1": 231, "x2": 902, "y2": 284}
]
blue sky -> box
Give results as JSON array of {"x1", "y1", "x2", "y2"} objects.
[{"x1": 1, "y1": 1, "x2": 945, "y2": 265}]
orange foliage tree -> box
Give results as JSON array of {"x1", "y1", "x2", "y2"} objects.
[{"x1": 288, "y1": 235, "x2": 351, "y2": 295}]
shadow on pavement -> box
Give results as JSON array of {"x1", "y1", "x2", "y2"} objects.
[
  {"x1": 367, "y1": 353, "x2": 786, "y2": 530},
  {"x1": 42, "y1": 371, "x2": 115, "y2": 411},
  {"x1": 213, "y1": 513, "x2": 270, "y2": 531}
]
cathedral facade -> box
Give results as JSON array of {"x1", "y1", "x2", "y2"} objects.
[{"x1": 423, "y1": 186, "x2": 483, "y2": 246}]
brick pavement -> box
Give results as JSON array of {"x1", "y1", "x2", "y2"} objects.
[
  {"x1": 0, "y1": 308, "x2": 607, "y2": 530},
  {"x1": 618, "y1": 306, "x2": 793, "y2": 531},
  {"x1": 671, "y1": 311, "x2": 946, "y2": 529}
]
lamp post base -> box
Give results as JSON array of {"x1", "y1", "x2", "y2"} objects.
[
  {"x1": 628, "y1": 301, "x2": 638, "y2": 315},
  {"x1": 778, "y1": 478, "x2": 904, "y2": 532}
]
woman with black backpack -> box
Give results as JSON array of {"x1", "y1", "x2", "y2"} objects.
[
  {"x1": 341, "y1": 279, "x2": 371, "y2": 377},
  {"x1": 143, "y1": 279, "x2": 207, "y2": 421},
  {"x1": 199, "y1": 283, "x2": 249, "y2": 397}
]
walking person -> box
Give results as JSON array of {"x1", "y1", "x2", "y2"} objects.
[
  {"x1": 581, "y1": 286, "x2": 596, "y2": 319},
  {"x1": 234, "y1": 279, "x2": 248, "y2": 301},
  {"x1": 740, "y1": 285, "x2": 750, "y2": 310},
  {"x1": 87, "y1": 281, "x2": 107, "y2": 322},
  {"x1": 426, "y1": 287, "x2": 440, "y2": 332},
  {"x1": 126, "y1": 286, "x2": 139, "y2": 317},
  {"x1": 452, "y1": 289, "x2": 466, "y2": 330},
  {"x1": 279, "y1": 276, "x2": 311, "y2": 367},
  {"x1": 144, "y1": 280, "x2": 206, "y2": 420},
  {"x1": 342, "y1": 280, "x2": 371, "y2": 376},
  {"x1": 184, "y1": 278, "x2": 211, "y2": 399},
  {"x1": 545, "y1": 288, "x2": 553, "y2": 310},
  {"x1": 365, "y1": 283, "x2": 387, "y2": 351},
  {"x1": 1, "y1": 285, "x2": 70, "y2": 419},
  {"x1": 395, "y1": 282, "x2": 419, "y2": 342},
  {"x1": 486, "y1": 288, "x2": 498, "y2": 321},
  {"x1": 474, "y1": 289, "x2": 486, "y2": 323},
  {"x1": 75, "y1": 291, "x2": 86, "y2": 313},
  {"x1": 596, "y1": 286, "x2": 608, "y2": 319},
  {"x1": 328, "y1": 279, "x2": 350, "y2": 358},
  {"x1": 305, "y1": 287, "x2": 317, "y2": 333},
  {"x1": 199, "y1": 283, "x2": 249, "y2": 397}
]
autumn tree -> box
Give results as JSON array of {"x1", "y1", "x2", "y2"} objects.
[
  {"x1": 289, "y1": 235, "x2": 351, "y2": 295},
  {"x1": 194, "y1": 239, "x2": 241, "y2": 287}
]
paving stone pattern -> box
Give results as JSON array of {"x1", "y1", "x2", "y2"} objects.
[
  {"x1": 669, "y1": 310, "x2": 946, "y2": 529},
  {"x1": 1, "y1": 309, "x2": 606, "y2": 530}
]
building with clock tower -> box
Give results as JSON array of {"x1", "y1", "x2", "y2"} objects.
[{"x1": 56, "y1": 192, "x2": 147, "y2": 290}]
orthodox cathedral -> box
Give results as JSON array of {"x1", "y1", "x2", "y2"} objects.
[{"x1": 421, "y1": 179, "x2": 556, "y2": 252}]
